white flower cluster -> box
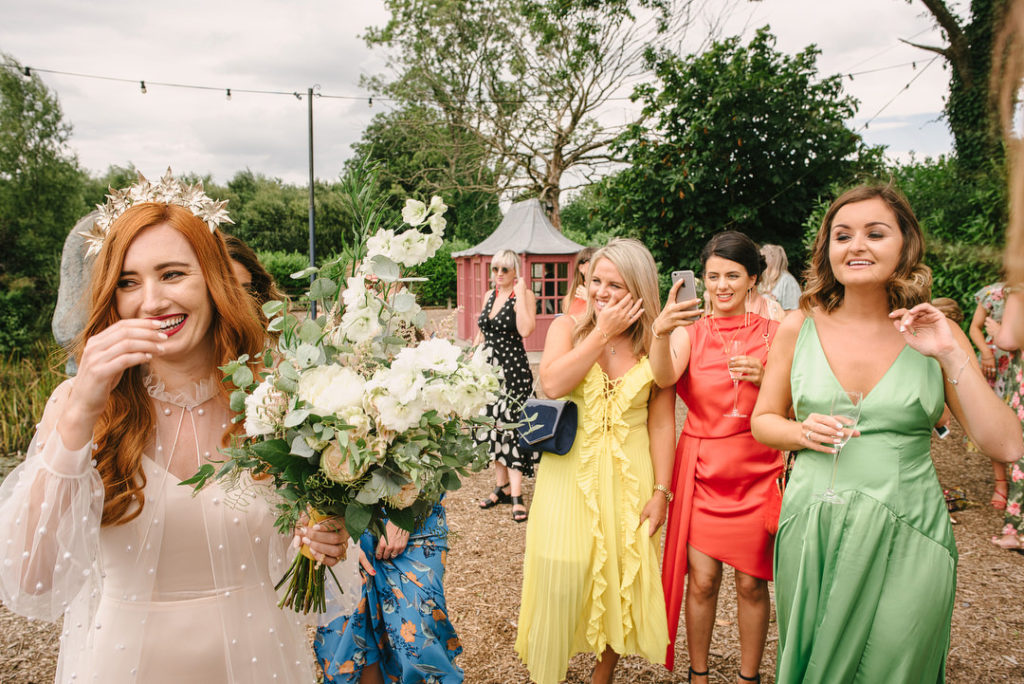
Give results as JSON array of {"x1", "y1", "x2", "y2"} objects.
[
  {"x1": 365, "y1": 196, "x2": 447, "y2": 268},
  {"x1": 364, "y1": 339, "x2": 500, "y2": 434}
]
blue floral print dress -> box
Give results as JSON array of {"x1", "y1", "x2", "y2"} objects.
[{"x1": 315, "y1": 503, "x2": 462, "y2": 683}]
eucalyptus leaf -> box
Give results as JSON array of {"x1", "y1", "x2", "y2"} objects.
[
  {"x1": 309, "y1": 277, "x2": 338, "y2": 300},
  {"x1": 278, "y1": 362, "x2": 300, "y2": 381},
  {"x1": 298, "y1": 318, "x2": 323, "y2": 345},
  {"x1": 229, "y1": 389, "x2": 248, "y2": 413},
  {"x1": 284, "y1": 408, "x2": 311, "y2": 428},
  {"x1": 367, "y1": 254, "x2": 400, "y2": 282},
  {"x1": 295, "y1": 343, "x2": 324, "y2": 368},
  {"x1": 262, "y1": 300, "x2": 286, "y2": 317},
  {"x1": 290, "y1": 266, "x2": 320, "y2": 280},
  {"x1": 290, "y1": 434, "x2": 315, "y2": 458},
  {"x1": 232, "y1": 365, "x2": 254, "y2": 389},
  {"x1": 392, "y1": 290, "x2": 417, "y2": 313}
]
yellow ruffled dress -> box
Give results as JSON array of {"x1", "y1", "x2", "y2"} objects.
[{"x1": 515, "y1": 359, "x2": 668, "y2": 683}]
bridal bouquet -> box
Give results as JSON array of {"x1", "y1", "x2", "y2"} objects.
[{"x1": 186, "y1": 168, "x2": 501, "y2": 612}]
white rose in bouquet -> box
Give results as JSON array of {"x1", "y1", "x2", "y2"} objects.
[
  {"x1": 320, "y1": 440, "x2": 370, "y2": 484},
  {"x1": 298, "y1": 364, "x2": 365, "y2": 417},
  {"x1": 244, "y1": 378, "x2": 287, "y2": 436},
  {"x1": 339, "y1": 405, "x2": 372, "y2": 438}
]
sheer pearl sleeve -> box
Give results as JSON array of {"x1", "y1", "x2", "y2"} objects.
[{"x1": 0, "y1": 379, "x2": 104, "y2": 620}]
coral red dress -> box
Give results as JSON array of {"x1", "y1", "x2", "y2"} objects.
[{"x1": 661, "y1": 313, "x2": 782, "y2": 669}]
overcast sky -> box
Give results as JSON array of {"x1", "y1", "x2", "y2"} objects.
[{"x1": 0, "y1": 0, "x2": 955, "y2": 190}]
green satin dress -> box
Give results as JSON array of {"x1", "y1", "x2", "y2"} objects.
[{"x1": 775, "y1": 318, "x2": 956, "y2": 684}]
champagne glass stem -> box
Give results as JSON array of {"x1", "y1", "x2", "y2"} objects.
[
  {"x1": 827, "y1": 444, "x2": 843, "y2": 492},
  {"x1": 731, "y1": 379, "x2": 740, "y2": 414}
]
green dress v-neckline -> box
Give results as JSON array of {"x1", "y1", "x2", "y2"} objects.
[{"x1": 806, "y1": 316, "x2": 911, "y2": 403}]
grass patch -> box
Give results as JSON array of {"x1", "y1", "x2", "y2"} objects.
[{"x1": 0, "y1": 343, "x2": 66, "y2": 467}]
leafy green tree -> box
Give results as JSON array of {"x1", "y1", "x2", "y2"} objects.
[
  {"x1": 0, "y1": 54, "x2": 87, "y2": 351},
  {"x1": 905, "y1": 0, "x2": 1008, "y2": 174},
  {"x1": 600, "y1": 28, "x2": 883, "y2": 273},
  {"x1": 363, "y1": 0, "x2": 701, "y2": 227}
]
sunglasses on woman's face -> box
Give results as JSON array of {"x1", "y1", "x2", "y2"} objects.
[{"x1": 491, "y1": 266, "x2": 510, "y2": 274}]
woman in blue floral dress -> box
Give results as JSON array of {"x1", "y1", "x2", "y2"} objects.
[{"x1": 315, "y1": 503, "x2": 463, "y2": 683}]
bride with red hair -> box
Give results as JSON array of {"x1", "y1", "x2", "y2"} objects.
[{"x1": 0, "y1": 198, "x2": 353, "y2": 683}]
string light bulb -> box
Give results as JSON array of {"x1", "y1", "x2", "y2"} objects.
[
  {"x1": 226, "y1": 88, "x2": 231, "y2": 100},
  {"x1": 140, "y1": 80, "x2": 147, "y2": 94},
  {"x1": 368, "y1": 97, "x2": 373, "y2": 108},
  {"x1": 22, "y1": 66, "x2": 31, "y2": 78}
]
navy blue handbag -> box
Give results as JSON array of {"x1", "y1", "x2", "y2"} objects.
[{"x1": 516, "y1": 399, "x2": 578, "y2": 455}]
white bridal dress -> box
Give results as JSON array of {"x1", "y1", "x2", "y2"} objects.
[{"x1": 0, "y1": 372, "x2": 359, "y2": 683}]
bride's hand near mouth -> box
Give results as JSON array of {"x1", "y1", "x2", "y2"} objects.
[{"x1": 60, "y1": 319, "x2": 168, "y2": 450}]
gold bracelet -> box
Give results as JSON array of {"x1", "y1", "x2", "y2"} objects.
[
  {"x1": 946, "y1": 352, "x2": 971, "y2": 386},
  {"x1": 654, "y1": 483, "x2": 673, "y2": 503},
  {"x1": 595, "y1": 325, "x2": 610, "y2": 342}
]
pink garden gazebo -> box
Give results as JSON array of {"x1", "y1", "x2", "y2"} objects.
[{"x1": 453, "y1": 199, "x2": 585, "y2": 352}]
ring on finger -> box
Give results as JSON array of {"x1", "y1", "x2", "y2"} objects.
[{"x1": 805, "y1": 429, "x2": 813, "y2": 441}]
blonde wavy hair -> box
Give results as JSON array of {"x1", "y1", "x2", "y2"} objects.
[
  {"x1": 572, "y1": 238, "x2": 660, "y2": 358},
  {"x1": 800, "y1": 183, "x2": 931, "y2": 314},
  {"x1": 758, "y1": 244, "x2": 789, "y2": 294}
]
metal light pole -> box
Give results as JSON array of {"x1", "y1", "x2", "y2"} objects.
[{"x1": 307, "y1": 86, "x2": 316, "y2": 319}]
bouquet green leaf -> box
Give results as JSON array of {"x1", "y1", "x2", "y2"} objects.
[{"x1": 185, "y1": 164, "x2": 501, "y2": 612}]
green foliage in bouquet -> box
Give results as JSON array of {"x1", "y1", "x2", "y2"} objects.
[{"x1": 183, "y1": 161, "x2": 502, "y2": 612}]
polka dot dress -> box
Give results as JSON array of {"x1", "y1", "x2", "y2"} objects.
[{"x1": 477, "y1": 290, "x2": 536, "y2": 476}]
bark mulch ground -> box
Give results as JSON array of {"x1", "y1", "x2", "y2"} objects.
[{"x1": 2, "y1": 418, "x2": 1022, "y2": 683}]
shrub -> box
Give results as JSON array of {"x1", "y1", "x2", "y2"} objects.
[
  {"x1": 0, "y1": 280, "x2": 49, "y2": 355},
  {"x1": 257, "y1": 250, "x2": 313, "y2": 299},
  {"x1": 0, "y1": 342, "x2": 65, "y2": 459},
  {"x1": 408, "y1": 239, "x2": 467, "y2": 307}
]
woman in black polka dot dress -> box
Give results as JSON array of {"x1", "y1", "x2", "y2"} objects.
[{"x1": 476, "y1": 249, "x2": 537, "y2": 522}]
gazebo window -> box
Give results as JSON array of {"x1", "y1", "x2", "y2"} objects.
[{"x1": 531, "y1": 261, "x2": 569, "y2": 315}]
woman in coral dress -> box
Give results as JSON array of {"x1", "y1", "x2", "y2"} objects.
[
  {"x1": 651, "y1": 231, "x2": 781, "y2": 684},
  {"x1": 516, "y1": 238, "x2": 674, "y2": 684}
]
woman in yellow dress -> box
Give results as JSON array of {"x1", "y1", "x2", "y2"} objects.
[{"x1": 515, "y1": 238, "x2": 674, "y2": 684}]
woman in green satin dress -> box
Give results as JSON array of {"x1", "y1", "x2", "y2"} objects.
[{"x1": 751, "y1": 183, "x2": 1022, "y2": 683}]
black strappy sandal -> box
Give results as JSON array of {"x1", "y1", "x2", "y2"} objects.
[
  {"x1": 511, "y1": 495, "x2": 529, "y2": 523},
  {"x1": 688, "y1": 666, "x2": 709, "y2": 682},
  {"x1": 738, "y1": 672, "x2": 761, "y2": 683},
  {"x1": 478, "y1": 484, "x2": 511, "y2": 509}
]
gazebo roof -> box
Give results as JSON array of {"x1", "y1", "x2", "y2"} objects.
[{"x1": 452, "y1": 198, "x2": 585, "y2": 257}]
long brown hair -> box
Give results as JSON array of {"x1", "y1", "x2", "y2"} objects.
[
  {"x1": 224, "y1": 234, "x2": 288, "y2": 308},
  {"x1": 800, "y1": 183, "x2": 931, "y2": 314},
  {"x1": 77, "y1": 203, "x2": 266, "y2": 526}
]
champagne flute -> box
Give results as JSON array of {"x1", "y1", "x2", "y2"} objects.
[
  {"x1": 724, "y1": 340, "x2": 747, "y2": 418},
  {"x1": 819, "y1": 390, "x2": 863, "y2": 504}
]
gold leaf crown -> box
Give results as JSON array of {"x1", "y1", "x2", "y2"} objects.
[{"x1": 80, "y1": 167, "x2": 234, "y2": 257}]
